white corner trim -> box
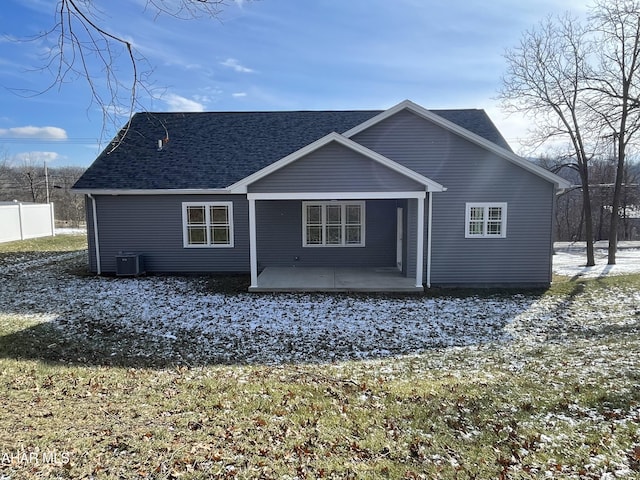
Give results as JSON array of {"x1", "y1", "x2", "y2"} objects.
[
  {"x1": 229, "y1": 132, "x2": 446, "y2": 193},
  {"x1": 87, "y1": 194, "x2": 101, "y2": 275}
]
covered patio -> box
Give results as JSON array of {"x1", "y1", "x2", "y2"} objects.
[
  {"x1": 249, "y1": 266, "x2": 424, "y2": 293},
  {"x1": 228, "y1": 132, "x2": 448, "y2": 293}
]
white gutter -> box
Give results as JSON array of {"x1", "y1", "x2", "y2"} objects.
[
  {"x1": 87, "y1": 194, "x2": 101, "y2": 275},
  {"x1": 71, "y1": 188, "x2": 232, "y2": 196}
]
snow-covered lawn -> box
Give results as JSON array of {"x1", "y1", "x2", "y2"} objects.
[
  {"x1": 554, "y1": 241, "x2": 640, "y2": 278},
  {"x1": 1, "y1": 240, "x2": 639, "y2": 478},
  {"x1": 0, "y1": 243, "x2": 638, "y2": 365}
]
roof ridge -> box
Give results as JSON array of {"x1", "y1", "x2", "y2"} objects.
[{"x1": 133, "y1": 108, "x2": 484, "y2": 115}]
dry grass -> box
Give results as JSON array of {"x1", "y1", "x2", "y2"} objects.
[{"x1": 0, "y1": 236, "x2": 639, "y2": 479}]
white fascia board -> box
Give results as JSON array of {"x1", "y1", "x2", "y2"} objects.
[
  {"x1": 71, "y1": 188, "x2": 233, "y2": 195},
  {"x1": 247, "y1": 191, "x2": 426, "y2": 201},
  {"x1": 344, "y1": 99, "x2": 572, "y2": 190},
  {"x1": 229, "y1": 132, "x2": 445, "y2": 193}
]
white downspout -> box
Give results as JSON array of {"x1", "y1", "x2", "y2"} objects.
[
  {"x1": 87, "y1": 194, "x2": 101, "y2": 275},
  {"x1": 426, "y1": 191, "x2": 433, "y2": 288}
]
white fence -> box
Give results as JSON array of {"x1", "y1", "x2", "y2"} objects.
[{"x1": 0, "y1": 202, "x2": 55, "y2": 243}]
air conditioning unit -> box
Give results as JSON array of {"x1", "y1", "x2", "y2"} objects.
[{"x1": 115, "y1": 253, "x2": 145, "y2": 276}]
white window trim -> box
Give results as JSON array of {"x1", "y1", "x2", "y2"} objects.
[
  {"x1": 182, "y1": 201, "x2": 234, "y2": 248},
  {"x1": 465, "y1": 202, "x2": 507, "y2": 238},
  {"x1": 302, "y1": 201, "x2": 366, "y2": 247}
]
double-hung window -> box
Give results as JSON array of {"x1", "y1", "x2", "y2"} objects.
[
  {"x1": 302, "y1": 201, "x2": 365, "y2": 247},
  {"x1": 465, "y1": 203, "x2": 507, "y2": 238},
  {"x1": 182, "y1": 202, "x2": 234, "y2": 247}
]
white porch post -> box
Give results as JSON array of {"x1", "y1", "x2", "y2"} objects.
[
  {"x1": 415, "y1": 195, "x2": 425, "y2": 288},
  {"x1": 426, "y1": 191, "x2": 433, "y2": 288},
  {"x1": 248, "y1": 196, "x2": 258, "y2": 288}
]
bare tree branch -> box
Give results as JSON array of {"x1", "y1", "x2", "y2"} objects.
[{"x1": 10, "y1": 0, "x2": 231, "y2": 150}]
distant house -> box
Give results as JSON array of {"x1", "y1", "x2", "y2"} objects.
[{"x1": 72, "y1": 100, "x2": 570, "y2": 291}]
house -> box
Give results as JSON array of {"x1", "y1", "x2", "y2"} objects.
[{"x1": 72, "y1": 100, "x2": 570, "y2": 292}]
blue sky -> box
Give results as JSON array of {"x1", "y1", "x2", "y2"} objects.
[{"x1": 0, "y1": 0, "x2": 588, "y2": 168}]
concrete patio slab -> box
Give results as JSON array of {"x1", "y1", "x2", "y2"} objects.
[{"x1": 250, "y1": 267, "x2": 423, "y2": 293}]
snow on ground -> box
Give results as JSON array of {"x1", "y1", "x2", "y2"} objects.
[
  {"x1": 54, "y1": 227, "x2": 86, "y2": 235},
  {"x1": 554, "y1": 241, "x2": 640, "y2": 278},
  {"x1": 0, "y1": 243, "x2": 638, "y2": 365}
]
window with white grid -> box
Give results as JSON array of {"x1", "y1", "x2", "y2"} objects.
[
  {"x1": 182, "y1": 202, "x2": 234, "y2": 247},
  {"x1": 302, "y1": 201, "x2": 365, "y2": 247},
  {"x1": 465, "y1": 203, "x2": 507, "y2": 238}
]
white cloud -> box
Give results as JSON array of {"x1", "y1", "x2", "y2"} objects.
[
  {"x1": 232, "y1": 92, "x2": 247, "y2": 98},
  {"x1": 221, "y1": 58, "x2": 254, "y2": 73},
  {"x1": 0, "y1": 126, "x2": 68, "y2": 140},
  {"x1": 162, "y1": 93, "x2": 205, "y2": 112},
  {"x1": 13, "y1": 151, "x2": 62, "y2": 164}
]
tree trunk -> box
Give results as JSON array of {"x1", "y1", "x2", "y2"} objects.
[
  {"x1": 576, "y1": 205, "x2": 584, "y2": 241},
  {"x1": 582, "y1": 183, "x2": 596, "y2": 266},
  {"x1": 578, "y1": 161, "x2": 595, "y2": 266},
  {"x1": 607, "y1": 141, "x2": 625, "y2": 265}
]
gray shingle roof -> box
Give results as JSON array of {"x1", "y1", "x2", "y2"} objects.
[{"x1": 73, "y1": 109, "x2": 512, "y2": 190}]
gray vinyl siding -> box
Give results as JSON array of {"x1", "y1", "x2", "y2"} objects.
[
  {"x1": 248, "y1": 142, "x2": 425, "y2": 193},
  {"x1": 82, "y1": 109, "x2": 558, "y2": 287},
  {"x1": 353, "y1": 110, "x2": 555, "y2": 286},
  {"x1": 85, "y1": 194, "x2": 249, "y2": 274},
  {"x1": 255, "y1": 199, "x2": 398, "y2": 268}
]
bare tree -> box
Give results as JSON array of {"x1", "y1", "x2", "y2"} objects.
[
  {"x1": 10, "y1": 160, "x2": 48, "y2": 204},
  {"x1": 0, "y1": 149, "x2": 11, "y2": 192},
  {"x1": 15, "y1": 0, "x2": 229, "y2": 144},
  {"x1": 619, "y1": 162, "x2": 640, "y2": 239},
  {"x1": 589, "y1": 158, "x2": 617, "y2": 240},
  {"x1": 49, "y1": 166, "x2": 87, "y2": 226},
  {"x1": 499, "y1": 14, "x2": 598, "y2": 266},
  {"x1": 0, "y1": 160, "x2": 87, "y2": 225},
  {"x1": 585, "y1": 0, "x2": 640, "y2": 264}
]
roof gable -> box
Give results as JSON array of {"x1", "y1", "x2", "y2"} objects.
[
  {"x1": 230, "y1": 132, "x2": 445, "y2": 193},
  {"x1": 345, "y1": 100, "x2": 570, "y2": 189}
]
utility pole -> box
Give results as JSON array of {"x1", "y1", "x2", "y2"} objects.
[{"x1": 44, "y1": 161, "x2": 50, "y2": 204}]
